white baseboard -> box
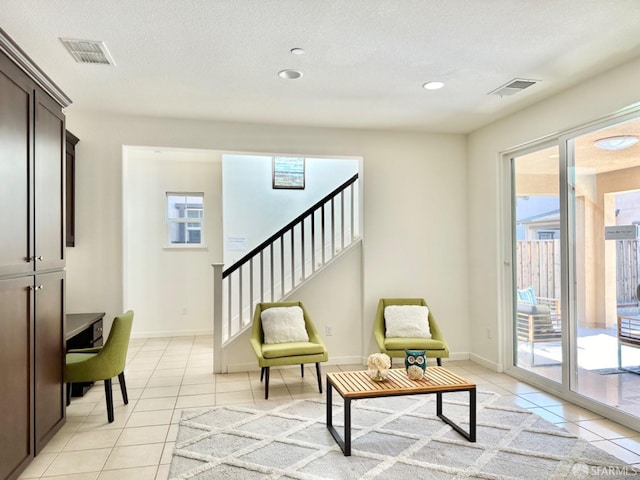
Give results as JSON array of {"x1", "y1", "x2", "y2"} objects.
[
  {"x1": 447, "y1": 351, "x2": 471, "y2": 361},
  {"x1": 131, "y1": 329, "x2": 213, "y2": 339},
  {"x1": 469, "y1": 352, "x2": 502, "y2": 372},
  {"x1": 326, "y1": 355, "x2": 363, "y2": 366}
]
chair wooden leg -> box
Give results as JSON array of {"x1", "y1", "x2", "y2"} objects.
[
  {"x1": 301, "y1": 364, "x2": 304, "y2": 378},
  {"x1": 315, "y1": 362, "x2": 322, "y2": 393},
  {"x1": 66, "y1": 383, "x2": 71, "y2": 406},
  {"x1": 260, "y1": 367, "x2": 265, "y2": 382},
  {"x1": 118, "y1": 372, "x2": 129, "y2": 405},
  {"x1": 437, "y1": 358, "x2": 442, "y2": 366},
  {"x1": 104, "y1": 378, "x2": 114, "y2": 423},
  {"x1": 264, "y1": 367, "x2": 270, "y2": 400}
]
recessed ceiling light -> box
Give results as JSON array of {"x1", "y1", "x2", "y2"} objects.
[
  {"x1": 278, "y1": 69, "x2": 303, "y2": 80},
  {"x1": 594, "y1": 135, "x2": 639, "y2": 150},
  {"x1": 290, "y1": 48, "x2": 305, "y2": 55},
  {"x1": 422, "y1": 81, "x2": 444, "y2": 90}
]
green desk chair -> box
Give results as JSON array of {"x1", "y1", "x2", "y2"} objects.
[
  {"x1": 250, "y1": 301, "x2": 328, "y2": 399},
  {"x1": 374, "y1": 298, "x2": 449, "y2": 366},
  {"x1": 65, "y1": 310, "x2": 134, "y2": 423}
]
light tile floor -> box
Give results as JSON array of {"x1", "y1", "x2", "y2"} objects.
[{"x1": 19, "y1": 335, "x2": 640, "y2": 479}]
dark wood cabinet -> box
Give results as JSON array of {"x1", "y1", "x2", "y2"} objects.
[
  {"x1": 34, "y1": 271, "x2": 65, "y2": 453},
  {"x1": 0, "y1": 276, "x2": 34, "y2": 480},
  {"x1": 66, "y1": 131, "x2": 79, "y2": 247},
  {"x1": 0, "y1": 54, "x2": 34, "y2": 278},
  {"x1": 34, "y1": 92, "x2": 66, "y2": 272},
  {"x1": 0, "y1": 28, "x2": 71, "y2": 480},
  {"x1": 0, "y1": 273, "x2": 66, "y2": 471}
]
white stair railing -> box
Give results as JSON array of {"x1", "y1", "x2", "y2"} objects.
[{"x1": 212, "y1": 174, "x2": 360, "y2": 372}]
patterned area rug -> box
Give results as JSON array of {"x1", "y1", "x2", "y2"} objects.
[{"x1": 169, "y1": 391, "x2": 635, "y2": 479}]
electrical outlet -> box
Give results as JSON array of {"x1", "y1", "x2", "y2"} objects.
[
  {"x1": 325, "y1": 326, "x2": 333, "y2": 336},
  {"x1": 182, "y1": 307, "x2": 188, "y2": 316},
  {"x1": 486, "y1": 327, "x2": 492, "y2": 339}
]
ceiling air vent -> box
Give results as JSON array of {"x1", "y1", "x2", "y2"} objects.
[
  {"x1": 488, "y1": 78, "x2": 539, "y2": 97},
  {"x1": 59, "y1": 38, "x2": 115, "y2": 65}
]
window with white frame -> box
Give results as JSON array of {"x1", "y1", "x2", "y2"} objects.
[{"x1": 166, "y1": 193, "x2": 204, "y2": 246}]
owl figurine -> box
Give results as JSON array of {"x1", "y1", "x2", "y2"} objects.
[{"x1": 404, "y1": 349, "x2": 427, "y2": 374}]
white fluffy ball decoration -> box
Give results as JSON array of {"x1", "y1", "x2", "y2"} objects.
[{"x1": 407, "y1": 365, "x2": 424, "y2": 380}]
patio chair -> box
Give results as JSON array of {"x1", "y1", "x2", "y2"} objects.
[
  {"x1": 516, "y1": 287, "x2": 561, "y2": 365},
  {"x1": 517, "y1": 286, "x2": 561, "y2": 327},
  {"x1": 617, "y1": 314, "x2": 640, "y2": 370}
]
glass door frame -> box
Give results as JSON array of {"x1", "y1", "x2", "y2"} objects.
[
  {"x1": 502, "y1": 138, "x2": 567, "y2": 397},
  {"x1": 501, "y1": 106, "x2": 640, "y2": 431}
]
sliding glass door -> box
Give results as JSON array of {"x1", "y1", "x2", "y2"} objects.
[
  {"x1": 508, "y1": 112, "x2": 640, "y2": 426},
  {"x1": 512, "y1": 144, "x2": 562, "y2": 384},
  {"x1": 569, "y1": 118, "x2": 640, "y2": 419}
]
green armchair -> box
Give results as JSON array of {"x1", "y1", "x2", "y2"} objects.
[
  {"x1": 65, "y1": 310, "x2": 134, "y2": 423},
  {"x1": 374, "y1": 298, "x2": 449, "y2": 365},
  {"x1": 250, "y1": 301, "x2": 328, "y2": 399}
]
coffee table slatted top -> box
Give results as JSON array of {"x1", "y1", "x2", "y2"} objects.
[{"x1": 327, "y1": 367, "x2": 475, "y2": 398}]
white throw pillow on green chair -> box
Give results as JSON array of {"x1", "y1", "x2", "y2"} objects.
[
  {"x1": 261, "y1": 306, "x2": 310, "y2": 344},
  {"x1": 384, "y1": 305, "x2": 431, "y2": 338}
]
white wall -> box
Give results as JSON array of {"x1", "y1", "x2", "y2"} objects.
[
  {"x1": 123, "y1": 147, "x2": 222, "y2": 337},
  {"x1": 64, "y1": 112, "x2": 468, "y2": 363},
  {"x1": 467, "y1": 54, "x2": 640, "y2": 370},
  {"x1": 222, "y1": 154, "x2": 359, "y2": 266}
]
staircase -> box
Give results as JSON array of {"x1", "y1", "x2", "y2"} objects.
[{"x1": 212, "y1": 174, "x2": 360, "y2": 372}]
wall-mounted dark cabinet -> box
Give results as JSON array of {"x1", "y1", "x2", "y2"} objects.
[
  {"x1": 0, "y1": 52, "x2": 34, "y2": 279},
  {"x1": 66, "y1": 131, "x2": 79, "y2": 247},
  {"x1": 0, "y1": 28, "x2": 71, "y2": 480}
]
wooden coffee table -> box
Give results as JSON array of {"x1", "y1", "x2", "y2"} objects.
[{"x1": 326, "y1": 367, "x2": 476, "y2": 456}]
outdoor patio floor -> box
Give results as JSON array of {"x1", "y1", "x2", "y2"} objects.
[{"x1": 519, "y1": 327, "x2": 640, "y2": 418}]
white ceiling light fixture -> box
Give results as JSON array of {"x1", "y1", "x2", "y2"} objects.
[
  {"x1": 59, "y1": 38, "x2": 115, "y2": 65},
  {"x1": 422, "y1": 81, "x2": 444, "y2": 90},
  {"x1": 594, "y1": 135, "x2": 639, "y2": 151},
  {"x1": 290, "y1": 48, "x2": 305, "y2": 55},
  {"x1": 278, "y1": 69, "x2": 303, "y2": 80}
]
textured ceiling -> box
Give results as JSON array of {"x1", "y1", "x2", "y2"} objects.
[{"x1": 3, "y1": 0, "x2": 640, "y2": 133}]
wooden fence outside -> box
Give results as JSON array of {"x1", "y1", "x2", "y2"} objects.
[
  {"x1": 516, "y1": 240, "x2": 561, "y2": 299},
  {"x1": 516, "y1": 239, "x2": 640, "y2": 304},
  {"x1": 617, "y1": 239, "x2": 640, "y2": 304}
]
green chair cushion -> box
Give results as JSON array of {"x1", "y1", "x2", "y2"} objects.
[
  {"x1": 66, "y1": 352, "x2": 102, "y2": 383},
  {"x1": 66, "y1": 352, "x2": 98, "y2": 365},
  {"x1": 384, "y1": 337, "x2": 447, "y2": 351},
  {"x1": 262, "y1": 341, "x2": 326, "y2": 359},
  {"x1": 66, "y1": 350, "x2": 115, "y2": 383}
]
